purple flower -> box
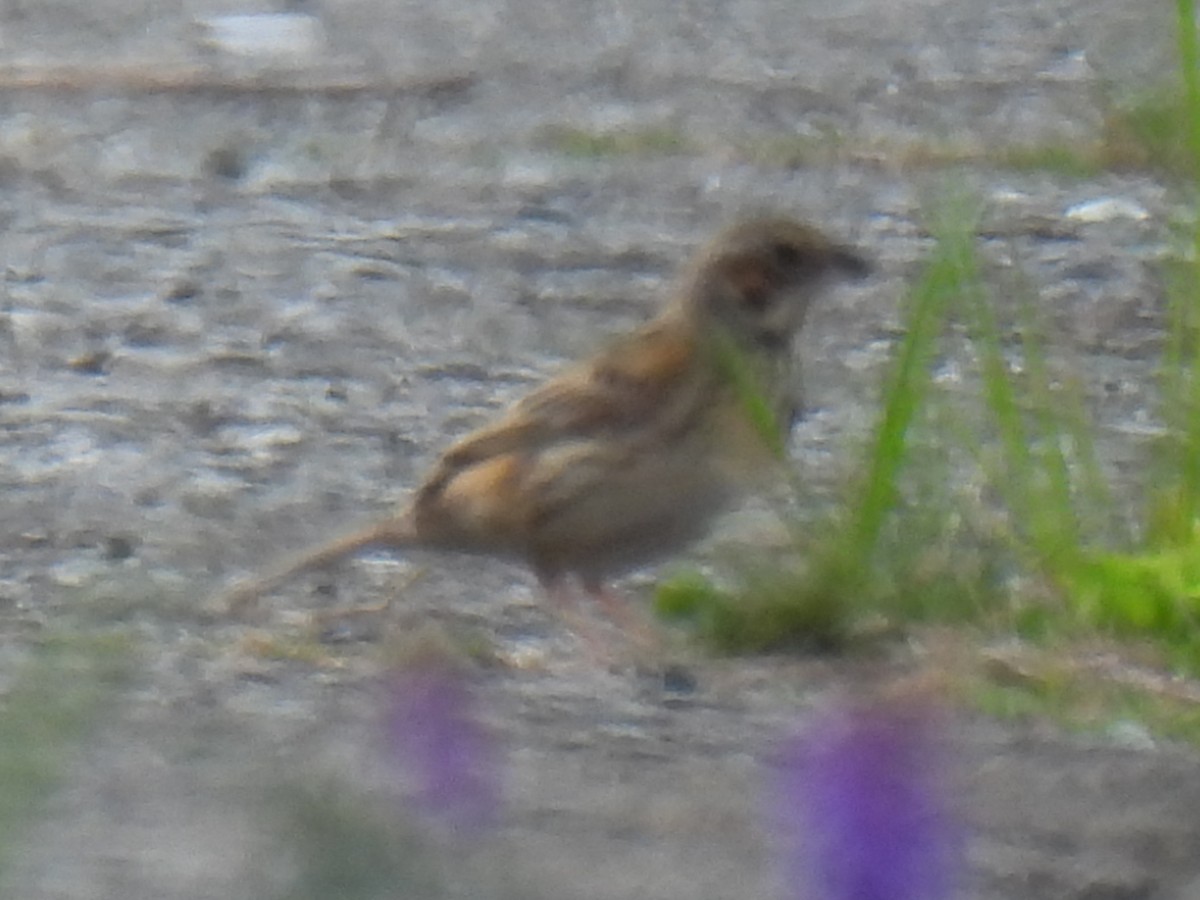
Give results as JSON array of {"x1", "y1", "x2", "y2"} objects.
[
  {"x1": 767, "y1": 698, "x2": 960, "y2": 900},
  {"x1": 385, "y1": 662, "x2": 500, "y2": 836}
]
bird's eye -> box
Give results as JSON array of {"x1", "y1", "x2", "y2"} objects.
[
  {"x1": 773, "y1": 242, "x2": 803, "y2": 268},
  {"x1": 741, "y1": 285, "x2": 772, "y2": 312}
]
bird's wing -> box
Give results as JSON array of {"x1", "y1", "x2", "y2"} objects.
[
  {"x1": 409, "y1": 319, "x2": 717, "y2": 554},
  {"x1": 434, "y1": 319, "x2": 702, "y2": 473}
]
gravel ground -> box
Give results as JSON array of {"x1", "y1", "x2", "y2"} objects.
[{"x1": 2, "y1": 0, "x2": 1200, "y2": 897}]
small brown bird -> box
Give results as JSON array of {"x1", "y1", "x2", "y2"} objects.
[{"x1": 211, "y1": 216, "x2": 869, "y2": 641}]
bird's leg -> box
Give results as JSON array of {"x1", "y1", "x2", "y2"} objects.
[
  {"x1": 536, "y1": 572, "x2": 615, "y2": 662},
  {"x1": 581, "y1": 577, "x2": 664, "y2": 657}
]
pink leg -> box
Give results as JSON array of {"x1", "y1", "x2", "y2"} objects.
[
  {"x1": 582, "y1": 578, "x2": 663, "y2": 655},
  {"x1": 537, "y1": 572, "x2": 610, "y2": 660}
]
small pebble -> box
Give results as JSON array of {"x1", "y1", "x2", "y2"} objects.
[{"x1": 1065, "y1": 197, "x2": 1149, "y2": 223}]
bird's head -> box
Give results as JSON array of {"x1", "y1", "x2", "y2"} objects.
[{"x1": 677, "y1": 216, "x2": 870, "y2": 352}]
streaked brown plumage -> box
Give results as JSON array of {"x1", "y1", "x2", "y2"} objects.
[{"x1": 211, "y1": 216, "x2": 870, "y2": 638}]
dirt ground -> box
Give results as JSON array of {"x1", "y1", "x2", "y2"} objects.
[{"x1": 2, "y1": 0, "x2": 1200, "y2": 897}]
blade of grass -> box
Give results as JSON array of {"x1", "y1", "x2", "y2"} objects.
[
  {"x1": 845, "y1": 194, "x2": 978, "y2": 562},
  {"x1": 1174, "y1": 0, "x2": 1200, "y2": 524},
  {"x1": 960, "y1": 245, "x2": 1089, "y2": 577},
  {"x1": 1177, "y1": 0, "x2": 1200, "y2": 169},
  {"x1": 710, "y1": 328, "x2": 787, "y2": 461},
  {"x1": 1147, "y1": 2, "x2": 1200, "y2": 544},
  {"x1": 994, "y1": 255, "x2": 1112, "y2": 539},
  {"x1": 1013, "y1": 287, "x2": 1086, "y2": 555},
  {"x1": 655, "y1": 194, "x2": 971, "y2": 651}
]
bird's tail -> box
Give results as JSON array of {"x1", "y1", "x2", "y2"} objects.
[{"x1": 205, "y1": 515, "x2": 418, "y2": 618}]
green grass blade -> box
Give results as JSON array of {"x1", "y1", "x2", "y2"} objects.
[
  {"x1": 847, "y1": 196, "x2": 975, "y2": 559},
  {"x1": 1177, "y1": 0, "x2": 1200, "y2": 173}
]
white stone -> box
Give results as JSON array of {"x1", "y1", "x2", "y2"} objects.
[{"x1": 1064, "y1": 197, "x2": 1150, "y2": 223}]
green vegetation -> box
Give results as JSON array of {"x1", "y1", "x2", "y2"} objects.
[
  {"x1": 993, "y1": 143, "x2": 1104, "y2": 179},
  {"x1": 0, "y1": 630, "x2": 135, "y2": 883},
  {"x1": 267, "y1": 776, "x2": 538, "y2": 900},
  {"x1": 1100, "y1": 91, "x2": 1196, "y2": 177},
  {"x1": 970, "y1": 648, "x2": 1200, "y2": 746},
  {"x1": 1098, "y1": 2, "x2": 1200, "y2": 185},
  {"x1": 658, "y1": 174, "x2": 1200, "y2": 665},
  {"x1": 271, "y1": 782, "x2": 444, "y2": 900},
  {"x1": 737, "y1": 129, "x2": 847, "y2": 169},
  {"x1": 536, "y1": 74, "x2": 1200, "y2": 179},
  {"x1": 661, "y1": 1, "x2": 1200, "y2": 739},
  {"x1": 657, "y1": 193, "x2": 1000, "y2": 653}
]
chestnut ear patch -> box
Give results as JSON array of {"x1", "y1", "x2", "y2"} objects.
[{"x1": 723, "y1": 255, "x2": 774, "y2": 311}]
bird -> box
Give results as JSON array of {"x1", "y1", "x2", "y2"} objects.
[{"x1": 209, "y1": 215, "x2": 870, "y2": 646}]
